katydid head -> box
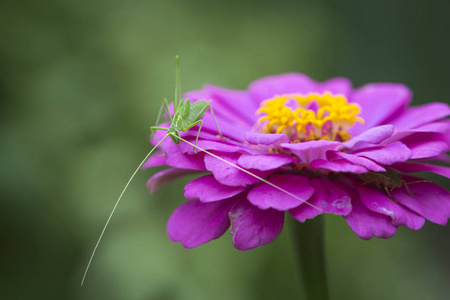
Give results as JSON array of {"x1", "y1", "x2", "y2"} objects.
[{"x1": 168, "y1": 126, "x2": 181, "y2": 144}]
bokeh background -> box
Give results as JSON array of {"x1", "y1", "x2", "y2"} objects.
[{"x1": 1, "y1": 0, "x2": 450, "y2": 299}]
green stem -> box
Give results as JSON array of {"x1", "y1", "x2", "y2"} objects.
[{"x1": 290, "y1": 215, "x2": 329, "y2": 300}]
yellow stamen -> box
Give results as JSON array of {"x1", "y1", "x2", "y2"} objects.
[{"x1": 256, "y1": 93, "x2": 364, "y2": 142}]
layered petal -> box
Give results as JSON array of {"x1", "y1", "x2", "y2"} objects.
[
  {"x1": 318, "y1": 77, "x2": 353, "y2": 97},
  {"x1": 166, "y1": 151, "x2": 207, "y2": 170},
  {"x1": 184, "y1": 175, "x2": 246, "y2": 202},
  {"x1": 310, "y1": 159, "x2": 368, "y2": 174},
  {"x1": 199, "y1": 113, "x2": 248, "y2": 141},
  {"x1": 167, "y1": 198, "x2": 237, "y2": 248},
  {"x1": 354, "y1": 142, "x2": 411, "y2": 165},
  {"x1": 391, "y1": 102, "x2": 450, "y2": 130},
  {"x1": 247, "y1": 174, "x2": 314, "y2": 210},
  {"x1": 244, "y1": 132, "x2": 290, "y2": 146},
  {"x1": 327, "y1": 151, "x2": 386, "y2": 172},
  {"x1": 343, "y1": 188, "x2": 398, "y2": 239},
  {"x1": 356, "y1": 185, "x2": 425, "y2": 230},
  {"x1": 407, "y1": 141, "x2": 448, "y2": 160},
  {"x1": 249, "y1": 73, "x2": 319, "y2": 104},
  {"x1": 179, "y1": 138, "x2": 245, "y2": 155},
  {"x1": 382, "y1": 120, "x2": 450, "y2": 144},
  {"x1": 282, "y1": 140, "x2": 341, "y2": 164},
  {"x1": 237, "y1": 154, "x2": 297, "y2": 171},
  {"x1": 392, "y1": 162, "x2": 450, "y2": 179},
  {"x1": 391, "y1": 178, "x2": 450, "y2": 225},
  {"x1": 185, "y1": 85, "x2": 256, "y2": 125},
  {"x1": 147, "y1": 168, "x2": 201, "y2": 193},
  {"x1": 204, "y1": 152, "x2": 271, "y2": 186},
  {"x1": 290, "y1": 177, "x2": 352, "y2": 222},
  {"x1": 229, "y1": 198, "x2": 285, "y2": 251},
  {"x1": 249, "y1": 73, "x2": 353, "y2": 104},
  {"x1": 150, "y1": 127, "x2": 208, "y2": 170},
  {"x1": 344, "y1": 125, "x2": 394, "y2": 149},
  {"x1": 143, "y1": 151, "x2": 167, "y2": 168},
  {"x1": 350, "y1": 83, "x2": 412, "y2": 135}
]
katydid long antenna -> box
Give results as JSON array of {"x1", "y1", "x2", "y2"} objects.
[{"x1": 81, "y1": 134, "x2": 170, "y2": 286}]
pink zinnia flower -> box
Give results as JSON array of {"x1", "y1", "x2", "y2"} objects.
[{"x1": 145, "y1": 73, "x2": 450, "y2": 250}]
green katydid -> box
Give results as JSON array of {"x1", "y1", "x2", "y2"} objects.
[
  {"x1": 81, "y1": 56, "x2": 322, "y2": 285},
  {"x1": 150, "y1": 56, "x2": 223, "y2": 154},
  {"x1": 358, "y1": 167, "x2": 427, "y2": 200}
]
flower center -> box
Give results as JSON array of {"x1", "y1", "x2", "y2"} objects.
[{"x1": 256, "y1": 93, "x2": 364, "y2": 142}]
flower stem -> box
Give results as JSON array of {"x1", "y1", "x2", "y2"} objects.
[{"x1": 289, "y1": 215, "x2": 329, "y2": 300}]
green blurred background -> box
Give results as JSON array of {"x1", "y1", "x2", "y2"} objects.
[{"x1": 1, "y1": 0, "x2": 449, "y2": 299}]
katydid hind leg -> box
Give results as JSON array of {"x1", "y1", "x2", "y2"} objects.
[
  {"x1": 188, "y1": 120, "x2": 203, "y2": 154},
  {"x1": 207, "y1": 104, "x2": 224, "y2": 138},
  {"x1": 179, "y1": 118, "x2": 203, "y2": 153},
  {"x1": 193, "y1": 120, "x2": 203, "y2": 154}
]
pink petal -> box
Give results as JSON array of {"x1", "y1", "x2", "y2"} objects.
[
  {"x1": 166, "y1": 151, "x2": 207, "y2": 170},
  {"x1": 143, "y1": 152, "x2": 167, "y2": 169},
  {"x1": 344, "y1": 125, "x2": 394, "y2": 149},
  {"x1": 181, "y1": 127, "x2": 235, "y2": 142},
  {"x1": 244, "y1": 132, "x2": 290, "y2": 146},
  {"x1": 204, "y1": 152, "x2": 271, "y2": 187},
  {"x1": 350, "y1": 83, "x2": 412, "y2": 135},
  {"x1": 237, "y1": 154, "x2": 297, "y2": 171},
  {"x1": 343, "y1": 188, "x2": 398, "y2": 239},
  {"x1": 407, "y1": 120, "x2": 450, "y2": 134},
  {"x1": 382, "y1": 121, "x2": 450, "y2": 144},
  {"x1": 386, "y1": 131, "x2": 448, "y2": 161},
  {"x1": 151, "y1": 127, "x2": 208, "y2": 171},
  {"x1": 167, "y1": 199, "x2": 237, "y2": 248},
  {"x1": 179, "y1": 138, "x2": 244, "y2": 155},
  {"x1": 147, "y1": 168, "x2": 201, "y2": 193},
  {"x1": 391, "y1": 102, "x2": 450, "y2": 130},
  {"x1": 229, "y1": 198, "x2": 285, "y2": 250},
  {"x1": 391, "y1": 178, "x2": 450, "y2": 225},
  {"x1": 185, "y1": 86, "x2": 256, "y2": 125},
  {"x1": 354, "y1": 141, "x2": 411, "y2": 165},
  {"x1": 180, "y1": 130, "x2": 260, "y2": 155},
  {"x1": 310, "y1": 159, "x2": 368, "y2": 174},
  {"x1": 392, "y1": 162, "x2": 450, "y2": 179},
  {"x1": 184, "y1": 174, "x2": 246, "y2": 202},
  {"x1": 248, "y1": 73, "x2": 318, "y2": 104},
  {"x1": 407, "y1": 141, "x2": 448, "y2": 160},
  {"x1": 356, "y1": 185, "x2": 425, "y2": 230},
  {"x1": 282, "y1": 140, "x2": 341, "y2": 164},
  {"x1": 328, "y1": 151, "x2": 386, "y2": 172},
  {"x1": 247, "y1": 174, "x2": 314, "y2": 211},
  {"x1": 195, "y1": 113, "x2": 249, "y2": 142},
  {"x1": 290, "y1": 177, "x2": 352, "y2": 222},
  {"x1": 318, "y1": 77, "x2": 353, "y2": 97}
]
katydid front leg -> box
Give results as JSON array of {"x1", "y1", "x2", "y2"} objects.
[{"x1": 150, "y1": 126, "x2": 169, "y2": 156}]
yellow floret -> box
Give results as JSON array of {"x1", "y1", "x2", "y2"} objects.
[{"x1": 256, "y1": 93, "x2": 364, "y2": 142}]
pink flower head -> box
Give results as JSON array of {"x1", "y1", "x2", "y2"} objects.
[{"x1": 145, "y1": 73, "x2": 450, "y2": 250}]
